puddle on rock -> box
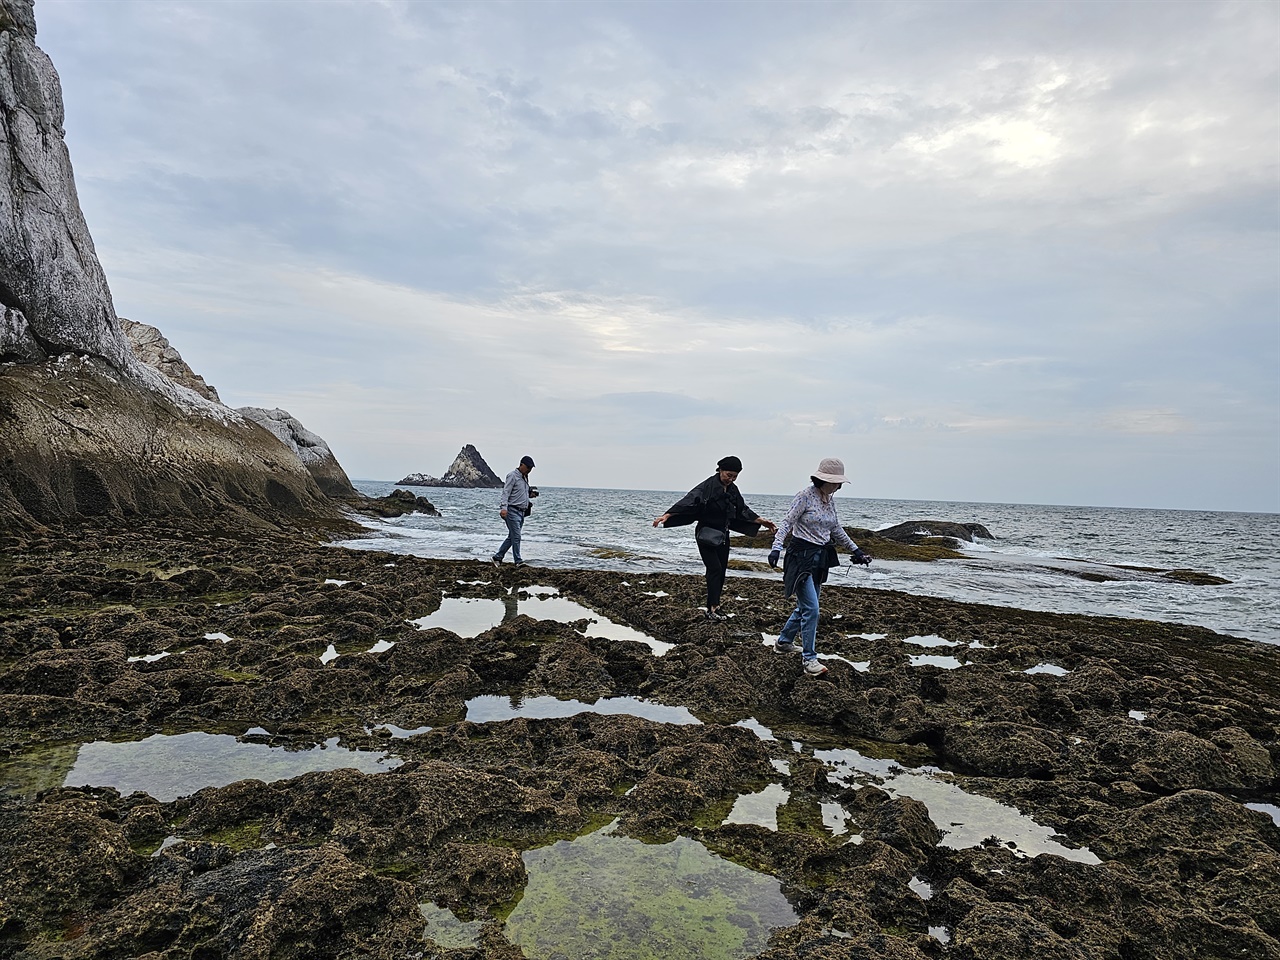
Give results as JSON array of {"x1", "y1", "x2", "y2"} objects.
[
  {"x1": 734, "y1": 718, "x2": 776, "y2": 741},
  {"x1": 903, "y1": 634, "x2": 960, "y2": 648},
  {"x1": 1245, "y1": 802, "x2": 1280, "y2": 826},
  {"x1": 420, "y1": 902, "x2": 486, "y2": 949},
  {"x1": 128, "y1": 652, "x2": 173, "y2": 664},
  {"x1": 411, "y1": 593, "x2": 671, "y2": 654},
  {"x1": 720, "y1": 782, "x2": 851, "y2": 839},
  {"x1": 503, "y1": 821, "x2": 797, "y2": 960},
  {"x1": 59, "y1": 732, "x2": 401, "y2": 802},
  {"x1": 368, "y1": 723, "x2": 433, "y2": 739},
  {"x1": 814, "y1": 745, "x2": 1100, "y2": 863},
  {"x1": 0, "y1": 742, "x2": 81, "y2": 799},
  {"x1": 1128, "y1": 710, "x2": 1147, "y2": 722},
  {"x1": 466, "y1": 695, "x2": 699, "y2": 726},
  {"x1": 908, "y1": 654, "x2": 967, "y2": 669},
  {"x1": 724, "y1": 783, "x2": 790, "y2": 830},
  {"x1": 909, "y1": 876, "x2": 934, "y2": 900},
  {"x1": 1025, "y1": 663, "x2": 1070, "y2": 676}
]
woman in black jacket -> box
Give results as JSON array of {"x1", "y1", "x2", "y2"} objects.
[{"x1": 653, "y1": 456, "x2": 777, "y2": 621}]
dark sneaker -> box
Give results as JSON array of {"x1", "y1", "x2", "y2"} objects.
[
  {"x1": 491, "y1": 556, "x2": 501, "y2": 568},
  {"x1": 710, "y1": 608, "x2": 729, "y2": 621},
  {"x1": 774, "y1": 640, "x2": 799, "y2": 654},
  {"x1": 803, "y1": 659, "x2": 828, "y2": 677},
  {"x1": 513, "y1": 561, "x2": 526, "y2": 569},
  {"x1": 703, "y1": 609, "x2": 717, "y2": 622}
]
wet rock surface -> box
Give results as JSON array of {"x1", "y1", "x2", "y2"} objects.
[{"x1": 0, "y1": 521, "x2": 1276, "y2": 959}]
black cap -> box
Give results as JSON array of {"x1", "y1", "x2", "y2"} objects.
[
  {"x1": 520, "y1": 455, "x2": 535, "y2": 468},
  {"x1": 717, "y1": 455, "x2": 742, "y2": 472}
]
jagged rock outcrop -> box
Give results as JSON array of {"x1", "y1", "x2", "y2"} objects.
[
  {"x1": 238, "y1": 407, "x2": 358, "y2": 499},
  {"x1": 353, "y1": 488, "x2": 441, "y2": 518},
  {"x1": 876, "y1": 520, "x2": 995, "y2": 543},
  {"x1": 0, "y1": 0, "x2": 350, "y2": 530},
  {"x1": 398, "y1": 444, "x2": 502, "y2": 488},
  {"x1": 120, "y1": 318, "x2": 220, "y2": 402}
]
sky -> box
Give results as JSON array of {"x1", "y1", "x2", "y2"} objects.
[{"x1": 35, "y1": 0, "x2": 1280, "y2": 511}]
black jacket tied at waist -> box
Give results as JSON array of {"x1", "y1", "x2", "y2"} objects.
[{"x1": 782, "y1": 537, "x2": 840, "y2": 599}]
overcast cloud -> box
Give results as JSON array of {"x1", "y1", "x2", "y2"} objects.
[{"x1": 37, "y1": 0, "x2": 1279, "y2": 510}]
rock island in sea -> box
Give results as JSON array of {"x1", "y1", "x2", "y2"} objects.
[
  {"x1": 0, "y1": 2, "x2": 1277, "y2": 958},
  {"x1": 398, "y1": 444, "x2": 505, "y2": 489}
]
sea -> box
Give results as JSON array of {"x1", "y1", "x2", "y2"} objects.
[{"x1": 336, "y1": 482, "x2": 1280, "y2": 647}]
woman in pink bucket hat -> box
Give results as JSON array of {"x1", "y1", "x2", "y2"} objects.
[{"x1": 767, "y1": 458, "x2": 872, "y2": 676}]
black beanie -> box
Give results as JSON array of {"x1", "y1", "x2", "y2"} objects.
[{"x1": 717, "y1": 456, "x2": 743, "y2": 472}]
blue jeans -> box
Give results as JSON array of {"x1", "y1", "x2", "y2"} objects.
[
  {"x1": 494, "y1": 509, "x2": 525, "y2": 562},
  {"x1": 778, "y1": 575, "x2": 821, "y2": 662}
]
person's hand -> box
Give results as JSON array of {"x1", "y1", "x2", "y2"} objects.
[
  {"x1": 768, "y1": 550, "x2": 780, "y2": 569},
  {"x1": 652, "y1": 513, "x2": 670, "y2": 528},
  {"x1": 500, "y1": 509, "x2": 507, "y2": 519},
  {"x1": 759, "y1": 519, "x2": 777, "y2": 534},
  {"x1": 850, "y1": 548, "x2": 872, "y2": 565}
]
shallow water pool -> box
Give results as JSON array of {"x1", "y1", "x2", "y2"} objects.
[{"x1": 503, "y1": 821, "x2": 797, "y2": 960}]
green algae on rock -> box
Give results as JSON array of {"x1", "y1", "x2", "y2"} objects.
[{"x1": 502, "y1": 821, "x2": 797, "y2": 960}]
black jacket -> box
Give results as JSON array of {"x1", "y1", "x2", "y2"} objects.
[
  {"x1": 782, "y1": 537, "x2": 840, "y2": 599},
  {"x1": 663, "y1": 475, "x2": 762, "y2": 538}
]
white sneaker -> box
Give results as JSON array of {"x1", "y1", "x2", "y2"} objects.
[
  {"x1": 774, "y1": 640, "x2": 799, "y2": 654},
  {"x1": 803, "y1": 660, "x2": 828, "y2": 677}
]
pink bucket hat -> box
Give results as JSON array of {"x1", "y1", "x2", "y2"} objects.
[{"x1": 812, "y1": 458, "x2": 849, "y2": 484}]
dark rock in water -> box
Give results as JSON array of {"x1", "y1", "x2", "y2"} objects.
[
  {"x1": 238, "y1": 407, "x2": 358, "y2": 500},
  {"x1": 398, "y1": 443, "x2": 502, "y2": 488},
  {"x1": 1164, "y1": 568, "x2": 1231, "y2": 586},
  {"x1": 876, "y1": 520, "x2": 995, "y2": 543},
  {"x1": 354, "y1": 488, "x2": 440, "y2": 518}
]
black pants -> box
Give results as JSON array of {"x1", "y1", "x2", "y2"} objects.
[{"x1": 698, "y1": 538, "x2": 731, "y2": 608}]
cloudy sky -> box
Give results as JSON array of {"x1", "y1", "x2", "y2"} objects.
[{"x1": 37, "y1": 0, "x2": 1279, "y2": 510}]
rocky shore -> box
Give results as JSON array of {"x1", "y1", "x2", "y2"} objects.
[{"x1": 1, "y1": 521, "x2": 1276, "y2": 960}]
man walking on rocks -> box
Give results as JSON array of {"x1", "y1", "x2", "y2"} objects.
[{"x1": 492, "y1": 455, "x2": 537, "y2": 568}]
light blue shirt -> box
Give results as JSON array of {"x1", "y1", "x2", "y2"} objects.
[{"x1": 499, "y1": 469, "x2": 532, "y2": 512}]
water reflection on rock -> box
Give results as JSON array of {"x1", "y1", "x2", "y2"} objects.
[
  {"x1": 466, "y1": 694, "x2": 699, "y2": 726},
  {"x1": 410, "y1": 589, "x2": 671, "y2": 654},
  {"x1": 60, "y1": 732, "x2": 401, "y2": 803}
]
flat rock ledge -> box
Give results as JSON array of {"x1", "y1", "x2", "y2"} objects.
[{"x1": 0, "y1": 520, "x2": 1276, "y2": 960}]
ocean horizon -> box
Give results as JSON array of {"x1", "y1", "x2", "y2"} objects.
[{"x1": 337, "y1": 482, "x2": 1280, "y2": 647}]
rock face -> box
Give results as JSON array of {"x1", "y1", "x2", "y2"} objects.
[
  {"x1": 0, "y1": 357, "x2": 334, "y2": 527},
  {"x1": 0, "y1": 0, "x2": 350, "y2": 530},
  {"x1": 120, "y1": 318, "x2": 220, "y2": 402},
  {"x1": 238, "y1": 407, "x2": 358, "y2": 499},
  {"x1": 398, "y1": 444, "x2": 502, "y2": 488},
  {"x1": 0, "y1": 0, "x2": 159, "y2": 386}
]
